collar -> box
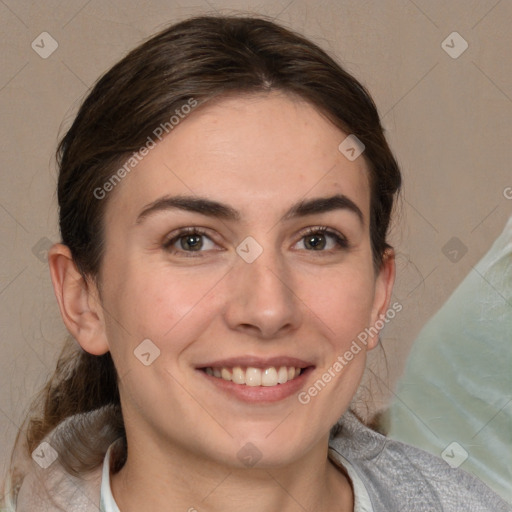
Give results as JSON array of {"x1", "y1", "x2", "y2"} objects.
[
  {"x1": 100, "y1": 443, "x2": 121, "y2": 512},
  {"x1": 99, "y1": 430, "x2": 374, "y2": 512}
]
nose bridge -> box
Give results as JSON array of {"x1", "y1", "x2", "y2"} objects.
[
  {"x1": 251, "y1": 248, "x2": 290, "y2": 298},
  {"x1": 225, "y1": 239, "x2": 301, "y2": 337}
]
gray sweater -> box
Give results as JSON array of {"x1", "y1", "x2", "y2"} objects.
[
  {"x1": 329, "y1": 411, "x2": 511, "y2": 511},
  {"x1": 14, "y1": 406, "x2": 511, "y2": 511}
]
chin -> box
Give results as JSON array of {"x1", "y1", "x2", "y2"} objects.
[{"x1": 219, "y1": 425, "x2": 321, "y2": 470}]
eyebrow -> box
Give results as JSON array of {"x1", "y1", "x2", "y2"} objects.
[{"x1": 135, "y1": 193, "x2": 364, "y2": 225}]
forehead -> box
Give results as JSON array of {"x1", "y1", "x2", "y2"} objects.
[{"x1": 107, "y1": 92, "x2": 370, "y2": 225}]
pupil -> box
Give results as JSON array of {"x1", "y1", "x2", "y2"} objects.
[
  {"x1": 306, "y1": 234, "x2": 325, "y2": 250},
  {"x1": 182, "y1": 235, "x2": 202, "y2": 251}
]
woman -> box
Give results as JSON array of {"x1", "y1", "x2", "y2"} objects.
[{"x1": 5, "y1": 15, "x2": 510, "y2": 512}]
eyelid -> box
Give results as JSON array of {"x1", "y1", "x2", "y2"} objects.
[
  {"x1": 162, "y1": 225, "x2": 349, "y2": 256},
  {"x1": 295, "y1": 225, "x2": 349, "y2": 248},
  {"x1": 294, "y1": 226, "x2": 351, "y2": 257},
  {"x1": 299, "y1": 225, "x2": 345, "y2": 238},
  {"x1": 162, "y1": 226, "x2": 219, "y2": 250}
]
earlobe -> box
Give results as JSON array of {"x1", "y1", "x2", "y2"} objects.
[
  {"x1": 367, "y1": 248, "x2": 396, "y2": 350},
  {"x1": 48, "y1": 243, "x2": 110, "y2": 356}
]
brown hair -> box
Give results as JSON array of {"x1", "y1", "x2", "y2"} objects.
[{"x1": 5, "y1": 13, "x2": 401, "y2": 505}]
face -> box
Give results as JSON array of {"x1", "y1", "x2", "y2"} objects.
[{"x1": 93, "y1": 92, "x2": 394, "y2": 468}]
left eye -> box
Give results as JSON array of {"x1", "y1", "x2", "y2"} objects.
[
  {"x1": 164, "y1": 229, "x2": 217, "y2": 254},
  {"x1": 295, "y1": 228, "x2": 348, "y2": 251}
]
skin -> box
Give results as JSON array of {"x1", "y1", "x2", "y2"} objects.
[{"x1": 49, "y1": 91, "x2": 395, "y2": 511}]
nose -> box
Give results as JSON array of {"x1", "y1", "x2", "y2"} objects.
[{"x1": 223, "y1": 244, "x2": 302, "y2": 340}]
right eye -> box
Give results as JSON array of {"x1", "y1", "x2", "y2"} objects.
[{"x1": 163, "y1": 227, "x2": 219, "y2": 257}]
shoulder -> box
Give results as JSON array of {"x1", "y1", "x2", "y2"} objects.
[
  {"x1": 16, "y1": 462, "x2": 102, "y2": 512},
  {"x1": 328, "y1": 410, "x2": 512, "y2": 512},
  {"x1": 15, "y1": 406, "x2": 118, "y2": 512}
]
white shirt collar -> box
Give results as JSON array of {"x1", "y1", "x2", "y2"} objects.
[
  {"x1": 99, "y1": 442, "x2": 373, "y2": 511},
  {"x1": 100, "y1": 443, "x2": 121, "y2": 512},
  {"x1": 328, "y1": 448, "x2": 374, "y2": 512}
]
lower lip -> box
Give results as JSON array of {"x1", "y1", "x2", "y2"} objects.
[{"x1": 198, "y1": 367, "x2": 314, "y2": 403}]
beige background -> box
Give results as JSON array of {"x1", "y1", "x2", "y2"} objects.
[{"x1": 1, "y1": 0, "x2": 511, "y2": 487}]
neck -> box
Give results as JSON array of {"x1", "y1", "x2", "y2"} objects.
[{"x1": 110, "y1": 429, "x2": 353, "y2": 511}]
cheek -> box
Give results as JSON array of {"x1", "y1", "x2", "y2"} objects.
[
  {"x1": 99, "y1": 264, "x2": 225, "y2": 417},
  {"x1": 297, "y1": 261, "x2": 377, "y2": 344},
  {"x1": 294, "y1": 265, "x2": 375, "y2": 421},
  {"x1": 102, "y1": 260, "x2": 223, "y2": 357}
]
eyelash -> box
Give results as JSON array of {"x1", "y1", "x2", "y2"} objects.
[
  {"x1": 300, "y1": 226, "x2": 349, "y2": 251},
  {"x1": 162, "y1": 227, "x2": 213, "y2": 257},
  {"x1": 162, "y1": 226, "x2": 349, "y2": 257}
]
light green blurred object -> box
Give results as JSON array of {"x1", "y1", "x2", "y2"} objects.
[{"x1": 387, "y1": 215, "x2": 512, "y2": 503}]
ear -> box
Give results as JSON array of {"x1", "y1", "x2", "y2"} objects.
[
  {"x1": 48, "y1": 243, "x2": 110, "y2": 355},
  {"x1": 367, "y1": 248, "x2": 396, "y2": 350}
]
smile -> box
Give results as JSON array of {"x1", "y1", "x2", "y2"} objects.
[{"x1": 203, "y1": 366, "x2": 303, "y2": 387}]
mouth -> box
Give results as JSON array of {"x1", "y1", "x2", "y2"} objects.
[
  {"x1": 201, "y1": 365, "x2": 304, "y2": 387},
  {"x1": 197, "y1": 356, "x2": 314, "y2": 403}
]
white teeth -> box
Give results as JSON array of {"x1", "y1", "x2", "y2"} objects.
[
  {"x1": 246, "y1": 367, "x2": 261, "y2": 386},
  {"x1": 221, "y1": 368, "x2": 232, "y2": 381},
  {"x1": 277, "y1": 366, "x2": 288, "y2": 384},
  {"x1": 204, "y1": 365, "x2": 303, "y2": 386},
  {"x1": 232, "y1": 366, "x2": 245, "y2": 385},
  {"x1": 261, "y1": 367, "x2": 278, "y2": 386}
]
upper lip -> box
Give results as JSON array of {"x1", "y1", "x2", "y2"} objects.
[{"x1": 197, "y1": 356, "x2": 314, "y2": 369}]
